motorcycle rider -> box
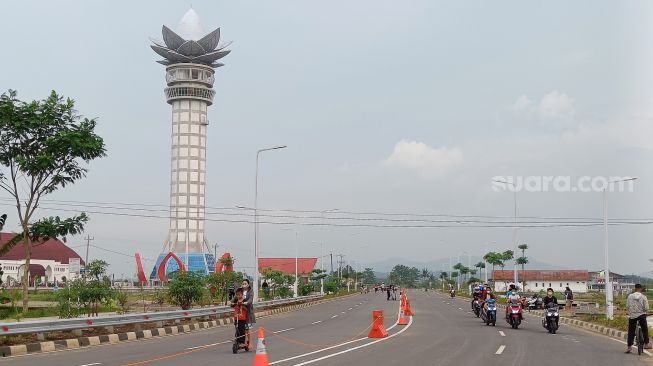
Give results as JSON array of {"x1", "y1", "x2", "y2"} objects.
[
  {"x1": 542, "y1": 288, "x2": 559, "y2": 331},
  {"x1": 505, "y1": 284, "x2": 520, "y2": 319}
]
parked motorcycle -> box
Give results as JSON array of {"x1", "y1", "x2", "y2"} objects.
[
  {"x1": 527, "y1": 295, "x2": 543, "y2": 310},
  {"x1": 480, "y1": 299, "x2": 497, "y2": 326},
  {"x1": 505, "y1": 297, "x2": 523, "y2": 329},
  {"x1": 542, "y1": 303, "x2": 559, "y2": 334}
]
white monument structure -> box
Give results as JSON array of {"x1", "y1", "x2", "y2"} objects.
[{"x1": 149, "y1": 9, "x2": 231, "y2": 276}]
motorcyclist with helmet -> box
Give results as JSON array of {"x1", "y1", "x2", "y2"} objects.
[{"x1": 505, "y1": 284, "x2": 520, "y2": 319}]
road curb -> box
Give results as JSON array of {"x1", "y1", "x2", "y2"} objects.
[{"x1": 0, "y1": 293, "x2": 360, "y2": 358}]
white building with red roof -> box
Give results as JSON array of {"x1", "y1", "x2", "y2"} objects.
[
  {"x1": 492, "y1": 269, "x2": 590, "y2": 293},
  {"x1": 0, "y1": 233, "x2": 85, "y2": 287}
]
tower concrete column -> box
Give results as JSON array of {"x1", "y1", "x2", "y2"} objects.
[
  {"x1": 166, "y1": 63, "x2": 214, "y2": 259},
  {"x1": 149, "y1": 8, "x2": 231, "y2": 278}
]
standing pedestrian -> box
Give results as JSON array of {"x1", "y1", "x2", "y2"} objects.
[
  {"x1": 625, "y1": 284, "x2": 651, "y2": 353},
  {"x1": 563, "y1": 286, "x2": 573, "y2": 313}
]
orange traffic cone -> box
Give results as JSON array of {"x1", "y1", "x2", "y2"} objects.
[
  {"x1": 254, "y1": 327, "x2": 269, "y2": 366},
  {"x1": 398, "y1": 309, "x2": 408, "y2": 325},
  {"x1": 404, "y1": 299, "x2": 414, "y2": 316},
  {"x1": 368, "y1": 310, "x2": 389, "y2": 338}
]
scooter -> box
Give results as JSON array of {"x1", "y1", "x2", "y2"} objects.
[
  {"x1": 471, "y1": 299, "x2": 481, "y2": 318},
  {"x1": 542, "y1": 303, "x2": 559, "y2": 334},
  {"x1": 480, "y1": 299, "x2": 497, "y2": 326},
  {"x1": 505, "y1": 298, "x2": 523, "y2": 329},
  {"x1": 450, "y1": 289, "x2": 456, "y2": 298},
  {"x1": 527, "y1": 296, "x2": 543, "y2": 310}
]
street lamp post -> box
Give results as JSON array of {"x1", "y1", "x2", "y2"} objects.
[
  {"x1": 494, "y1": 179, "x2": 519, "y2": 288},
  {"x1": 603, "y1": 177, "x2": 637, "y2": 320},
  {"x1": 252, "y1": 145, "x2": 287, "y2": 303}
]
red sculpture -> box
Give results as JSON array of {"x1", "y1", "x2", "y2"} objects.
[
  {"x1": 215, "y1": 252, "x2": 233, "y2": 273},
  {"x1": 157, "y1": 251, "x2": 186, "y2": 283},
  {"x1": 135, "y1": 253, "x2": 147, "y2": 284}
]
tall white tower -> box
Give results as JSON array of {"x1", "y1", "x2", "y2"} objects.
[{"x1": 150, "y1": 9, "x2": 231, "y2": 276}]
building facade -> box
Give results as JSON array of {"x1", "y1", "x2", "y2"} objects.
[
  {"x1": 0, "y1": 233, "x2": 84, "y2": 286},
  {"x1": 492, "y1": 270, "x2": 589, "y2": 293}
]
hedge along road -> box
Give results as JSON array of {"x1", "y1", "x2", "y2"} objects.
[{"x1": 0, "y1": 292, "x2": 402, "y2": 366}]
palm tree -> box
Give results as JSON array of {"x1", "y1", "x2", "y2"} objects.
[
  {"x1": 474, "y1": 262, "x2": 485, "y2": 282},
  {"x1": 517, "y1": 244, "x2": 529, "y2": 289},
  {"x1": 483, "y1": 252, "x2": 504, "y2": 281},
  {"x1": 500, "y1": 250, "x2": 514, "y2": 288}
]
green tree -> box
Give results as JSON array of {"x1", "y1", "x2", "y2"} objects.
[
  {"x1": 474, "y1": 262, "x2": 485, "y2": 282},
  {"x1": 388, "y1": 265, "x2": 420, "y2": 288},
  {"x1": 483, "y1": 252, "x2": 504, "y2": 280},
  {"x1": 261, "y1": 269, "x2": 295, "y2": 299},
  {"x1": 79, "y1": 259, "x2": 113, "y2": 316},
  {"x1": 360, "y1": 268, "x2": 377, "y2": 285},
  {"x1": 168, "y1": 271, "x2": 206, "y2": 309},
  {"x1": 517, "y1": 244, "x2": 529, "y2": 288},
  {"x1": 0, "y1": 90, "x2": 106, "y2": 311},
  {"x1": 206, "y1": 270, "x2": 244, "y2": 304}
]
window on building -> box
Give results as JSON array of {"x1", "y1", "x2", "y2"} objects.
[{"x1": 535, "y1": 283, "x2": 538, "y2": 287}]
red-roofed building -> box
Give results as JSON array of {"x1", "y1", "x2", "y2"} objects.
[
  {"x1": 0, "y1": 233, "x2": 85, "y2": 286},
  {"x1": 258, "y1": 258, "x2": 317, "y2": 277},
  {"x1": 492, "y1": 270, "x2": 589, "y2": 293}
]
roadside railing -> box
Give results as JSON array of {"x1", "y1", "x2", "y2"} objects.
[{"x1": 0, "y1": 294, "x2": 323, "y2": 336}]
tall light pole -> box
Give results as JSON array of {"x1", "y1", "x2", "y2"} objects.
[
  {"x1": 603, "y1": 177, "x2": 637, "y2": 320},
  {"x1": 252, "y1": 145, "x2": 287, "y2": 303},
  {"x1": 494, "y1": 179, "x2": 519, "y2": 288}
]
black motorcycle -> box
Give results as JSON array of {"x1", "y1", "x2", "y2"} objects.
[
  {"x1": 542, "y1": 303, "x2": 559, "y2": 334},
  {"x1": 471, "y1": 298, "x2": 481, "y2": 317}
]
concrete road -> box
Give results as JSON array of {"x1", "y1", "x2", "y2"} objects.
[{"x1": 0, "y1": 290, "x2": 649, "y2": 366}]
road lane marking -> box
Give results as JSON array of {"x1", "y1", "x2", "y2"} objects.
[
  {"x1": 331, "y1": 315, "x2": 338, "y2": 318},
  {"x1": 271, "y1": 304, "x2": 404, "y2": 365},
  {"x1": 499, "y1": 331, "x2": 505, "y2": 337},
  {"x1": 79, "y1": 364, "x2": 102, "y2": 366},
  {"x1": 186, "y1": 341, "x2": 230, "y2": 350},
  {"x1": 348, "y1": 308, "x2": 353, "y2": 310},
  {"x1": 495, "y1": 345, "x2": 506, "y2": 355},
  {"x1": 341, "y1": 311, "x2": 346, "y2": 314},
  {"x1": 311, "y1": 320, "x2": 322, "y2": 325},
  {"x1": 273, "y1": 328, "x2": 295, "y2": 334},
  {"x1": 290, "y1": 316, "x2": 414, "y2": 366}
]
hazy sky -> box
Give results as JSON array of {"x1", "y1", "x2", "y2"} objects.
[{"x1": 1, "y1": 1, "x2": 652, "y2": 278}]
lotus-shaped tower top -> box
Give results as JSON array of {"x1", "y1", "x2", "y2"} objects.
[{"x1": 151, "y1": 8, "x2": 231, "y2": 68}]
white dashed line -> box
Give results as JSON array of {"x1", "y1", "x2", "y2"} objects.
[
  {"x1": 273, "y1": 328, "x2": 295, "y2": 334},
  {"x1": 79, "y1": 364, "x2": 102, "y2": 366},
  {"x1": 331, "y1": 315, "x2": 338, "y2": 319},
  {"x1": 311, "y1": 320, "x2": 322, "y2": 325},
  {"x1": 348, "y1": 308, "x2": 353, "y2": 310},
  {"x1": 499, "y1": 331, "x2": 506, "y2": 337},
  {"x1": 495, "y1": 345, "x2": 506, "y2": 355}
]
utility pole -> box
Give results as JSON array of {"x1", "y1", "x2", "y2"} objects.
[
  {"x1": 337, "y1": 254, "x2": 345, "y2": 279},
  {"x1": 84, "y1": 235, "x2": 94, "y2": 268},
  {"x1": 330, "y1": 253, "x2": 334, "y2": 274}
]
